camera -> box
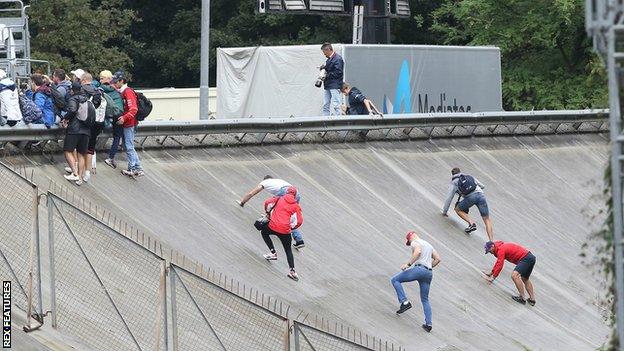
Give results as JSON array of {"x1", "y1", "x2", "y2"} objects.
[{"x1": 315, "y1": 68, "x2": 326, "y2": 88}]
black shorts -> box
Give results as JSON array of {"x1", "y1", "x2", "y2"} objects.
[
  {"x1": 64, "y1": 134, "x2": 89, "y2": 154},
  {"x1": 87, "y1": 122, "x2": 104, "y2": 154},
  {"x1": 514, "y1": 252, "x2": 536, "y2": 279}
]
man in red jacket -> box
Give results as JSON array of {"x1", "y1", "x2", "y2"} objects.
[
  {"x1": 484, "y1": 241, "x2": 536, "y2": 305},
  {"x1": 262, "y1": 187, "x2": 303, "y2": 281},
  {"x1": 112, "y1": 71, "x2": 144, "y2": 177}
]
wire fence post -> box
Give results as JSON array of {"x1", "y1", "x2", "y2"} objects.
[{"x1": 47, "y1": 194, "x2": 57, "y2": 328}]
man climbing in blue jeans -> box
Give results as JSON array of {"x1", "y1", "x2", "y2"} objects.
[
  {"x1": 239, "y1": 175, "x2": 305, "y2": 248},
  {"x1": 442, "y1": 167, "x2": 494, "y2": 241},
  {"x1": 391, "y1": 231, "x2": 441, "y2": 333}
]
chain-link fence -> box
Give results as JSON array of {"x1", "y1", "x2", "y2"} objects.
[
  {"x1": 293, "y1": 321, "x2": 402, "y2": 351},
  {"x1": 47, "y1": 192, "x2": 167, "y2": 351},
  {"x1": 0, "y1": 162, "x2": 42, "y2": 319},
  {"x1": 170, "y1": 264, "x2": 290, "y2": 351}
]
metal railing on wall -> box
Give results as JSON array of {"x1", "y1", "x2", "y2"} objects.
[{"x1": 0, "y1": 162, "x2": 42, "y2": 329}]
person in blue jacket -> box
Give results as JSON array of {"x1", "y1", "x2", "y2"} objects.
[
  {"x1": 31, "y1": 73, "x2": 56, "y2": 128},
  {"x1": 320, "y1": 43, "x2": 344, "y2": 116}
]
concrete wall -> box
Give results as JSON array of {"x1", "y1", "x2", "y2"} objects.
[{"x1": 139, "y1": 87, "x2": 215, "y2": 121}]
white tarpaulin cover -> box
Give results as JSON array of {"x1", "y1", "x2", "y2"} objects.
[{"x1": 217, "y1": 45, "x2": 344, "y2": 118}]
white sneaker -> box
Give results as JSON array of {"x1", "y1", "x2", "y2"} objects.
[
  {"x1": 64, "y1": 166, "x2": 72, "y2": 174},
  {"x1": 104, "y1": 158, "x2": 117, "y2": 169},
  {"x1": 263, "y1": 252, "x2": 277, "y2": 261},
  {"x1": 75, "y1": 179, "x2": 83, "y2": 186},
  {"x1": 64, "y1": 173, "x2": 79, "y2": 181},
  {"x1": 83, "y1": 171, "x2": 91, "y2": 182}
]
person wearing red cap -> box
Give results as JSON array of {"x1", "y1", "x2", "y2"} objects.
[
  {"x1": 390, "y1": 231, "x2": 441, "y2": 332},
  {"x1": 483, "y1": 241, "x2": 536, "y2": 305},
  {"x1": 261, "y1": 187, "x2": 304, "y2": 281}
]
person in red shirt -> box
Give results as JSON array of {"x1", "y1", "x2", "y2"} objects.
[
  {"x1": 112, "y1": 71, "x2": 144, "y2": 177},
  {"x1": 261, "y1": 187, "x2": 303, "y2": 281},
  {"x1": 483, "y1": 241, "x2": 536, "y2": 305}
]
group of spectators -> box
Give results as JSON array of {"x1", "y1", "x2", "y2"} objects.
[{"x1": 0, "y1": 68, "x2": 144, "y2": 185}]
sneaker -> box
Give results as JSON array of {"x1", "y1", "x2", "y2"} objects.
[
  {"x1": 396, "y1": 301, "x2": 412, "y2": 314},
  {"x1": 31, "y1": 141, "x2": 43, "y2": 147},
  {"x1": 104, "y1": 158, "x2": 117, "y2": 169},
  {"x1": 64, "y1": 166, "x2": 73, "y2": 174},
  {"x1": 121, "y1": 169, "x2": 135, "y2": 177},
  {"x1": 421, "y1": 324, "x2": 432, "y2": 333},
  {"x1": 83, "y1": 171, "x2": 91, "y2": 182},
  {"x1": 64, "y1": 173, "x2": 79, "y2": 181},
  {"x1": 512, "y1": 295, "x2": 526, "y2": 304},
  {"x1": 464, "y1": 223, "x2": 477, "y2": 233},
  {"x1": 263, "y1": 252, "x2": 277, "y2": 261},
  {"x1": 293, "y1": 241, "x2": 305, "y2": 249},
  {"x1": 133, "y1": 169, "x2": 145, "y2": 177},
  {"x1": 527, "y1": 298, "x2": 536, "y2": 306},
  {"x1": 287, "y1": 269, "x2": 299, "y2": 281},
  {"x1": 75, "y1": 179, "x2": 83, "y2": 186}
]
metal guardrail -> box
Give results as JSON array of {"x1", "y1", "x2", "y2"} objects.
[{"x1": 0, "y1": 110, "x2": 609, "y2": 143}]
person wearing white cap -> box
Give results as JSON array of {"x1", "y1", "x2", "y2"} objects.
[
  {"x1": 0, "y1": 69, "x2": 22, "y2": 126},
  {"x1": 70, "y1": 68, "x2": 85, "y2": 81}
]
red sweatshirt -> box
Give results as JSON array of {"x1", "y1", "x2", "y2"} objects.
[
  {"x1": 119, "y1": 85, "x2": 138, "y2": 128},
  {"x1": 264, "y1": 194, "x2": 303, "y2": 235},
  {"x1": 490, "y1": 241, "x2": 529, "y2": 278}
]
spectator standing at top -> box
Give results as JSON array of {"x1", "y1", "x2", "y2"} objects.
[
  {"x1": 112, "y1": 71, "x2": 144, "y2": 177},
  {"x1": 100, "y1": 70, "x2": 125, "y2": 169},
  {"x1": 51, "y1": 69, "x2": 72, "y2": 104},
  {"x1": 442, "y1": 167, "x2": 494, "y2": 241},
  {"x1": 239, "y1": 175, "x2": 306, "y2": 248},
  {"x1": 483, "y1": 241, "x2": 537, "y2": 306},
  {"x1": 0, "y1": 69, "x2": 22, "y2": 126},
  {"x1": 80, "y1": 72, "x2": 102, "y2": 182},
  {"x1": 62, "y1": 81, "x2": 94, "y2": 186},
  {"x1": 31, "y1": 73, "x2": 56, "y2": 128},
  {"x1": 320, "y1": 43, "x2": 344, "y2": 116}
]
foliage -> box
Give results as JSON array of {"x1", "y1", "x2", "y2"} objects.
[{"x1": 431, "y1": 0, "x2": 607, "y2": 110}]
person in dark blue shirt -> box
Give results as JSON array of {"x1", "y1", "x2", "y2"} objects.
[
  {"x1": 341, "y1": 82, "x2": 381, "y2": 116},
  {"x1": 320, "y1": 43, "x2": 344, "y2": 116}
]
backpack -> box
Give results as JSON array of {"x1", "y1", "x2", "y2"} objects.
[
  {"x1": 457, "y1": 174, "x2": 477, "y2": 195},
  {"x1": 91, "y1": 94, "x2": 107, "y2": 124},
  {"x1": 101, "y1": 91, "x2": 123, "y2": 119},
  {"x1": 19, "y1": 95, "x2": 42, "y2": 124},
  {"x1": 76, "y1": 99, "x2": 95, "y2": 127},
  {"x1": 49, "y1": 85, "x2": 66, "y2": 111},
  {"x1": 135, "y1": 91, "x2": 152, "y2": 121}
]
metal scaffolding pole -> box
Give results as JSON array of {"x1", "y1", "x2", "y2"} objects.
[
  {"x1": 199, "y1": 0, "x2": 211, "y2": 120},
  {"x1": 607, "y1": 25, "x2": 624, "y2": 351}
]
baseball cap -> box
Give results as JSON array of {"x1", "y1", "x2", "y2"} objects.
[
  {"x1": 111, "y1": 70, "x2": 126, "y2": 83},
  {"x1": 484, "y1": 241, "x2": 495, "y2": 254},
  {"x1": 70, "y1": 68, "x2": 85, "y2": 79},
  {"x1": 99, "y1": 70, "x2": 113, "y2": 80},
  {"x1": 405, "y1": 231, "x2": 416, "y2": 246}
]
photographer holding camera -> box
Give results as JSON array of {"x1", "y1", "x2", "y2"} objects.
[{"x1": 319, "y1": 43, "x2": 344, "y2": 116}]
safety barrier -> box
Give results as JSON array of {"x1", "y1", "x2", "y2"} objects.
[
  {"x1": 294, "y1": 321, "x2": 393, "y2": 351},
  {"x1": 0, "y1": 162, "x2": 41, "y2": 326},
  {"x1": 47, "y1": 192, "x2": 167, "y2": 351}
]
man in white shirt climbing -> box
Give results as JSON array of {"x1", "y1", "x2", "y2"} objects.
[{"x1": 239, "y1": 175, "x2": 305, "y2": 248}]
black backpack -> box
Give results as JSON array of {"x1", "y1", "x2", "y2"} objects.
[
  {"x1": 457, "y1": 174, "x2": 477, "y2": 195},
  {"x1": 135, "y1": 91, "x2": 152, "y2": 121},
  {"x1": 49, "y1": 85, "x2": 66, "y2": 111}
]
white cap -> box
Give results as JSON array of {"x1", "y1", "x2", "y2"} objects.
[
  {"x1": 70, "y1": 68, "x2": 85, "y2": 79},
  {"x1": 0, "y1": 69, "x2": 6, "y2": 79}
]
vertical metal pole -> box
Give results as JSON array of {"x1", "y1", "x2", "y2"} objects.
[
  {"x1": 199, "y1": 0, "x2": 211, "y2": 120},
  {"x1": 293, "y1": 322, "x2": 300, "y2": 351},
  {"x1": 33, "y1": 188, "x2": 42, "y2": 318},
  {"x1": 170, "y1": 266, "x2": 178, "y2": 351},
  {"x1": 47, "y1": 196, "x2": 57, "y2": 328},
  {"x1": 352, "y1": 5, "x2": 364, "y2": 44},
  {"x1": 160, "y1": 262, "x2": 169, "y2": 351},
  {"x1": 607, "y1": 27, "x2": 624, "y2": 348}
]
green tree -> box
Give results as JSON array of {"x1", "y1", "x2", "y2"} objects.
[
  {"x1": 431, "y1": 0, "x2": 607, "y2": 110},
  {"x1": 29, "y1": 0, "x2": 136, "y2": 77}
]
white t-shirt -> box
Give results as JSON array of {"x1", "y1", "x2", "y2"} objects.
[
  {"x1": 260, "y1": 178, "x2": 291, "y2": 195},
  {"x1": 411, "y1": 239, "x2": 434, "y2": 269}
]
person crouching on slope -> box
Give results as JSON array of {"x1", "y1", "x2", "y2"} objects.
[
  {"x1": 483, "y1": 240, "x2": 537, "y2": 305},
  {"x1": 261, "y1": 186, "x2": 303, "y2": 281}
]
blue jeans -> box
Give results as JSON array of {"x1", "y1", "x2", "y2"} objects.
[
  {"x1": 276, "y1": 186, "x2": 303, "y2": 243},
  {"x1": 123, "y1": 126, "x2": 142, "y2": 171},
  {"x1": 323, "y1": 89, "x2": 342, "y2": 116},
  {"x1": 391, "y1": 265, "x2": 433, "y2": 326},
  {"x1": 109, "y1": 124, "x2": 124, "y2": 160},
  {"x1": 457, "y1": 191, "x2": 489, "y2": 217}
]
